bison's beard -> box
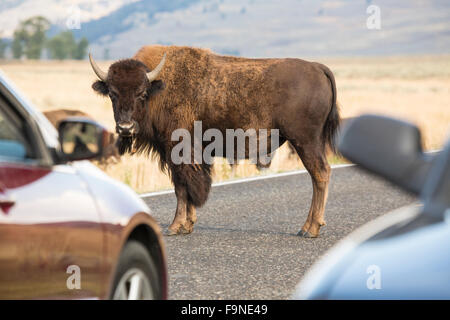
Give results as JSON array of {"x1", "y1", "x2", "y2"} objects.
[{"x1": 116, "y1": 135, "x2": 134, "y2": 155}]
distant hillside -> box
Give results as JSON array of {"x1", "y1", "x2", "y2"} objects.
[
  {"x1": 70, "y1": 0, "x2": 200, "y2": 45},
  {"x1": 0, "y1": 0, "x2": 139, "y2": 37},
  {"x1": 1, "y1": 0, "x2": 449, "y2": 58}
]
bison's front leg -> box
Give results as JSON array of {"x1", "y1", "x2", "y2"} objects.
[
  {"x1": 166, "y1": 184, "x2": 189, "y2": 235},
  {"x1": 167, "y1": 199, "x2": 197, "y2": 235},
  {"x1": 184, "y1": 202, "x2": 197, "y2": 233},
  {"x1": 166, "y1": 163, "x2": 212, "y2": 235}
]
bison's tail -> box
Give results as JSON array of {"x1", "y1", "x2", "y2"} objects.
[{"x1": 320, "y1": 64, "x2": 341, "y2": 155}]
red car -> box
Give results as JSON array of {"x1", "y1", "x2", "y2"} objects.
[{"x1": 0, "y1": 71, "x2": 167, "y2": 300}]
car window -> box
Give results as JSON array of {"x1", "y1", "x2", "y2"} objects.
[{"x1": 0, "y1": 98, "x2": 36, "y2": 162}]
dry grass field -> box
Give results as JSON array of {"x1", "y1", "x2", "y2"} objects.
[{"x1": 1, "y1": 55, "x2": 449, "y2": 193}]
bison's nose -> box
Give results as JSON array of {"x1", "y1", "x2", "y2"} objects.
[{"x1": 116, "y1": 121, "x2": 135, "y2": 136}]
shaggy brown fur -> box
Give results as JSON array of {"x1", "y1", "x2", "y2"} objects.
[
  {"x1": 91, "y1": 45, "x2": 340, "y2": 237},
  {"x1": 43, "y1": 109, "x2": 120, "y2": 164}
]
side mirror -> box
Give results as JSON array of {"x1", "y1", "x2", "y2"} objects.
[
  {"x1": 338, "y1": 114, "x2": 433, "y2": 195},
  {"x1": 58, "y1": 117, "x2": 108, "y2": 162}
]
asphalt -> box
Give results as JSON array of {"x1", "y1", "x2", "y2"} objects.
[{"x1": 142, "y1": 166, "x2": 415, "y2": 299}]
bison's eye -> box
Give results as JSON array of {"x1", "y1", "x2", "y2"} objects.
[{"x1": 137, "y1": 91, "x2": 148, "y2": 101}]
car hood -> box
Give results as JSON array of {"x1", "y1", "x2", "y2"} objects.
[{"x1": 293, "y1": 204, "x2": 450, "y2": 299}]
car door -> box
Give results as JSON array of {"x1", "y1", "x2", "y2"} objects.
[{"x1": 0, "y1": 90, "x2": 104, "y2": 299}]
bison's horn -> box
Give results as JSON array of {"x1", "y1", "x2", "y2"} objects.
[
  {"x1": 89, "y1": 53, "x2": 107, "y2": 81},
  {"x1": 146, "y1": 53, "x2": 166, "y2": 82}
]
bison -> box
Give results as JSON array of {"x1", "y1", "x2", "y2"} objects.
[{"x1": 89, "y1": 45, "x2": 340, "y2": 237}]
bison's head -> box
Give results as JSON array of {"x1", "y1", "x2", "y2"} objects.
[{"x1": 89, "y1": 53, "x2": 166, "y2": 154}]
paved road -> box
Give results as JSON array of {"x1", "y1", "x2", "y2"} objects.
[{"x1": 142, "y1": 166, "x2": 415, "y2": 299}]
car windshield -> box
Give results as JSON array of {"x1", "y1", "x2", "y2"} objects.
[
  {"x1": 0, "y1": 70, "x2": 59, "y2": 149},
  {"x1": 0, "y1": 97, "x2": 36, "y2": 162}
]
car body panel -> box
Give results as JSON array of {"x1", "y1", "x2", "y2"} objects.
[
  {"x1": 294, "y1": 205, "x2": 422, "y2": 299},
  {"x1": 295, "y1": 198, "x2": 450, "y2": 300},
  {"x1": 0, "y1": 162, "x2": 103, "y2": 299},
  {"x1": 327, "y1": 219, "x2": 450, "y2": 299},
  {"x1": 72, "y1": 160, "x2": 167, "y2": 299},
  {"x1": 295, "y1": 116, "x2": 449, "y2": 300},
  {"x1": 0, "y1": 72, "x2": 167, "y2": 299}
]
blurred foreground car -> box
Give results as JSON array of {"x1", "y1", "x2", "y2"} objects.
[
  {"x1": 0, "y1": 71, "x2": 167, "y2": 299},
  {"x1": 294, "y1": 114, "x2": 449, "y2": 299}
]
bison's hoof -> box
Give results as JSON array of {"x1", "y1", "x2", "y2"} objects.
[
  {"x1": 297, "y1": 230, "x2": 308, "y2": 237},
  {"x1": 165, "y1": 228, "x2": 179, "y2": 236},
  {"x1": 180, "y1": 225, "x2": 194, "y2": 234},
  {"x1": 181, "y1": 229, "x2": 193, "y2": 235},
  {"x1": 164, "y1": 225, "x2": 194, "y2": 236},
  {"x1": 297, "y1": 230, "x2": 318, "y2": 238}
]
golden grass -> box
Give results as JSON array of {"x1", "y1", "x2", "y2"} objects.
[{"x1": 1, "y1": 55, "x2": 449, "y2": 193}]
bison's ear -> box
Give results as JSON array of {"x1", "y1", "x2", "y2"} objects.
[
  {"x1": 147, "y1": 80, "x2": 165, "y2": 97},
  {"x1": 92, "y1": 80, "x2": 109, "y2": 96}
]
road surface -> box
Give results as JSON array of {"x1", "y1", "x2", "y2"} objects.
[{"x1": 142, "y1": 165, "x2": 415, "y2": 299}]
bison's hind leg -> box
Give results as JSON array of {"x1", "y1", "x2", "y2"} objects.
[{"x1": 291, "y1": 141, "x2": 331, "y2": 238}]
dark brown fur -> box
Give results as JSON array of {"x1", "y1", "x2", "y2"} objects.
[{"x1": 91, "y1": 45, "x2": 340, "y2": 237}]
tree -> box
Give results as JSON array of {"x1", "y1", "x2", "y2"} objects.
[
  {"x1": 11, "y1": 30, "x2": 25, "y2": 59},
  {"x1": 46, "y1": 34, "x2": 66, "y2": 60},
  {"x1": 12, "y1": 16, "x2": 50, "y2": 59},
  {"x1": 47, "y1": 31, "x2": 75, "y2": 60},
  {"x1": 0, "y1": 37, "x2": 8, "y2": 59},
  {"x1": 47, "y1": 31, "x2": 88, "y2": 60},
  {"x1": 73, "y1": 37, "x2": 88, "y2": 60},
  {"x1": 22, "y1": 16, "x2": 50, "y2": 59}
]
